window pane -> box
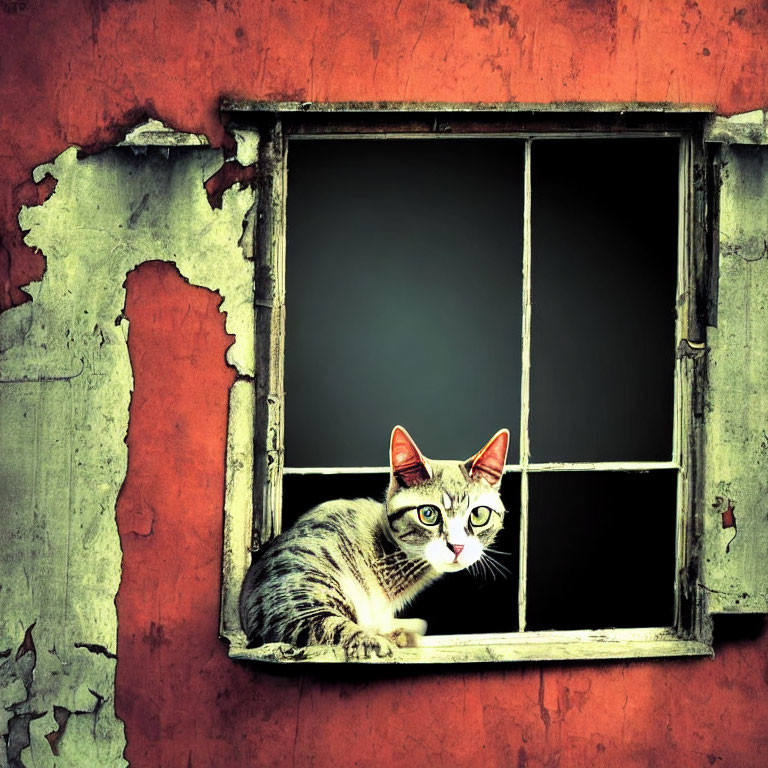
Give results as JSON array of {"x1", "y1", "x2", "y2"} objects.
[
  {"x1": 282, "y1": 473, "x2": 388, "y2": 530},
  {"x1": 526, "y1": 470, "x2": 677, "y2": 631},
  {"x1": 529, "y1": 139, "x2": 678, "y2": 462},
  {"x1": 285, "y1": 139, "x2": 524, "y2": 467}
]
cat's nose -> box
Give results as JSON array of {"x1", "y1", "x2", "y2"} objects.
[{"x1": 447, "y1": 543, "x2": 464, "y2": 556}]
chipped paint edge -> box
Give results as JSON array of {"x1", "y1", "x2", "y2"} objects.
[
  {"x1": 705, "y1": 110, "x2": 768, "y2": 145},
  {"x1": 118, "y1": 118, "x2": 210, "y2": 147}
]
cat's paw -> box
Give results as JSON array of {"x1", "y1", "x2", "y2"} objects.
[
  {"x1": 388, "y1": 629, "x2": 421, "y2": 648},
  {"x1": 388, "y1": 617, "x2": 428, "y2": 647},
  {"x1": 342, "y1": 630, "x2": 396, "y2": 660}
]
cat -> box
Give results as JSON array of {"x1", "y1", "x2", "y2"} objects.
[{"x1": 239, "y1": 425, "x2": 509, "y2": 659}]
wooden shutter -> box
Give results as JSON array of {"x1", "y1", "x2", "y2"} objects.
[{"x1": 701, "y1": 112, "x2": 768, "y2": 613}]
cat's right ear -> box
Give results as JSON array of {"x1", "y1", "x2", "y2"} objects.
[
  {"x1": 466, "y1": 428, "x2": 510, "y2": 488},
  {"x1": 390, "y1": 426, "x2": 432, "y2": 488}
]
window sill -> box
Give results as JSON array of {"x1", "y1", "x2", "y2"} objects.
[{"x1": 225, "y1": 628, "x2": 713, "y2": 664}]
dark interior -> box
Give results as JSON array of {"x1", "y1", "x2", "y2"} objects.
[
  {"x1": 529, "y1": 138, "x2": 679, "y2": 462},
  {"x1": 283, "y1": 137, "x2": 680, "y2": 635},
  {"x1": 284, "y1": 138, "x2": 525, "y2": 467},
  {"x1": 526, "y1": 470, "x2": 678, "y2": 630}
]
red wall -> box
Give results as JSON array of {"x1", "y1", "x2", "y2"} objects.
[
  {"x1": 3, "y1": 2, "x2": 768, "y2": 765},
  {"x1": 114, "y1": 262, "x2": 768, "y2": 768}
]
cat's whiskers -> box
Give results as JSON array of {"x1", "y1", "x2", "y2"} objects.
[
  {"x1": 480, "y1": 554, "x2": 498, "y2": 582},
  {"x1": 468, "y1": 560, "x2": 487, "y2": 584},
  {"x1": 480, "y1": 551, "x2": 512, "y2": 580},
  {"x1": 483, "y1": 547, "x2": 512, "y2": 557}
]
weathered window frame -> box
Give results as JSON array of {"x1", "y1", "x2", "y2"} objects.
[{"x1": 219, "y1": 104, "x2": 716, "y2": 663}]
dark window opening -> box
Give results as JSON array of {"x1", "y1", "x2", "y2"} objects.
[{"x1": 281, "y1": 135, "x2": 680, "y2": 637}]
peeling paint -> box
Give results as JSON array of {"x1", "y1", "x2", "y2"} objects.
[
  {"x1": 118, "y1": 118, "x2": 210, "y2": 148},
  {"x1": 44, "y1": 705, "x2": 71, "y2": 756},
  {"x1": 2, "y1": 625, "x2": 40, "y2": 768},
  {"x1": 204, "y1": 159, "x2": 259, "y2": 210},
  {"x1": 712, "y1": 496, "x2": 738, "y2": 553},
  {"x1": 0, "y1": 124, "x2": 256, "y2": 766}
]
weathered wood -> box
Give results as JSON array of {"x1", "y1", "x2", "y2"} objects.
[
  {"x1": 251, "y1": 122, "x2": 287, "y2": 550},
  {"x1": 223, "y1": 100, "x2": 714, "y2": 114},
  {"x1": 228, "y1": 628, "x2": 712, "y2": 665},
  {"x1": 705, "y1": 110, "x2": 768, "y2": 146},
  {"x1": 702, "y1": 143, "x2": 768, "y2": 613},
  {"x1": 220, "y1": 379, "x2": 256, "y2": 643}
]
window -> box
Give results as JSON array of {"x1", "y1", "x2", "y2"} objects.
[{"x1": 220, "y1": 107, "x2": 715, "y2": 663}]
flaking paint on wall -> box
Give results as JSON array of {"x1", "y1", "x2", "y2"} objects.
[{"x1": 0, "y1": 136, "x2": 256, "y2": 765}]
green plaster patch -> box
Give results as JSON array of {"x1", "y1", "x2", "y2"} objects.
[{"x1": 0, "y1": 135, "x2": 256, "y2": 766}]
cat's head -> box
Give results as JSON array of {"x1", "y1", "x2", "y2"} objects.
[{"x1": 384, "y1": 426, "x2": 509, "y2": 573}]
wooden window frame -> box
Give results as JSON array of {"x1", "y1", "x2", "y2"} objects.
[{"x1": 219, "y1": 104, "x2": 715, "y2": 663}]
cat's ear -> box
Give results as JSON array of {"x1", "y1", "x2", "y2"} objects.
[
  {"x1": 390, "y1": 426, "x2": 432, "y2": 488},
  {"x1": 467, "y1": 429, "x2": 510, "y2": 488}
]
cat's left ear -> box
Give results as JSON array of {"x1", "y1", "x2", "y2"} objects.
[
  {"x1": 390, "y1": 426, "x2": 432, "y2": 488},
  {"x1": 466, "y1": 429, "x2": 510, "y2": 488}
]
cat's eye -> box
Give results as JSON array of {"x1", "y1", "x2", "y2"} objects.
[
  {"x1": 416, "y1": 505, "x2": 440, "y2": 526},
  {"x1": 469, "y1": 506, "x2": 493, "y2": 527}
]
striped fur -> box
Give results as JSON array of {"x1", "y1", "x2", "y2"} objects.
[{"x1": 239, "y1": 429, "x2": 508, "y2": 659}]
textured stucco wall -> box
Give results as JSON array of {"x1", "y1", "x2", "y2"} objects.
[{"x1": 1, "y1": 1, "x2": 768, "y2": 767}]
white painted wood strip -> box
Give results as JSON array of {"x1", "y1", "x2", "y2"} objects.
[
  {"x1": 520, "y1": 138, "x2": 533, "y2": 470},
  {"x1": 220, "y1": 379, "x2": 256, "y2": 641},
  {"x1": 283, "y1": 462, "x2": 678, "y2": 474},
  {"x1": 288, "y1": 131, "x2": 690, "y2": 142},
  {"x1": 518, "y1": 471, "x2": 529, "y2": 632},
  {"x1": 522, "y1": 461, "x2": 678, "y2": 472},
  {"x1": 518, "y1": 138, "x2": 533, "y2": 633},
  {"x1": 283, "y1": 466, "x2": 390, "y2": 474}
]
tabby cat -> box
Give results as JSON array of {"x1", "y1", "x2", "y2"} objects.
[{"x1": 239, "y1": 426, "x2": 509, "y2": 659}]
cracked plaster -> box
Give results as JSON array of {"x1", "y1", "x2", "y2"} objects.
[{"x1": 0, "y1": 126, "x2": 256, "y2": 766}]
